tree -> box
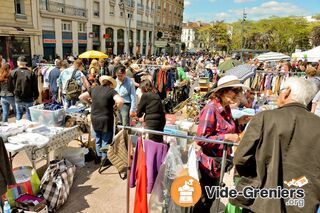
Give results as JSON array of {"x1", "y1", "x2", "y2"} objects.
[
  {"x1": 230, "y1": 17, "x2": 312, "y2": 53},
  {"x1": 196, "y1": 21, "x2": 231, "y2": 53},
  {"x1": 311, "y1": 26, "x2": 320, "y2": 46}
]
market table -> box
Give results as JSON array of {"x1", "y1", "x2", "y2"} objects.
[{"x1": 5, "y1": 126, "x2": 82, "y2": 168}]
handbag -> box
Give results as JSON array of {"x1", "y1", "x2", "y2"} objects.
[
  {"x1": 107, "y1": 129, "x2": 128, "y2": 179},
  {"x1": 40, "y1": 159, "x2": 76, "y2": 211},
  {"x1": 197, "y1": 149, "x2": 233, "y2": 179}
]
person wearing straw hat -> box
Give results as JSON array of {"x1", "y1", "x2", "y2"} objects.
[
  {"x1": 79, "y1": 75, "x2": 124, "y2": 164},
  {"x1": 194, "y1": 75, "x2": 251, "y2": 212}
]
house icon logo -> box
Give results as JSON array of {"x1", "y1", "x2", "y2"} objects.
[{"x1": 170, "y1": 176, "x2": 202, "y2": 207}]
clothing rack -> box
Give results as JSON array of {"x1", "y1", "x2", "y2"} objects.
[
  {"x1": 256, "y1": 70, "x2": 306, "y2": 75},
  {"x1": 135, "y1": 64, "x2": 162, "y2": 67},
  {"x1": 117, "y1": 125, "x2": 237, "y2": 213},
  {"x1": 36, "y1": 63, "x2": 55, "y2": 66}
]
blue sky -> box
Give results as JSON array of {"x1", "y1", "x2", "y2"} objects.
[{"x1": 183, "y1": 0, "x2": 320, "y2": 22}]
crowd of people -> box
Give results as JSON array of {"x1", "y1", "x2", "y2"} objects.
[{"x1": 0, "y1": 51, "x2": 320, "y2": 212}]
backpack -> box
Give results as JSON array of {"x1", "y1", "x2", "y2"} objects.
[{"x1": 65, "y1": 69, "x2": 82, "y2": 101}]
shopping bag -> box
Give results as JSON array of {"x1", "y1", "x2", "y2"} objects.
[
  {"x1": 40, "y1": 159, "x2": 76, "y2": 211},
  {"x1": 2, "y1": 166, "x2": 40, "y2": 207},
  {"x1": 224, "y1": 203, "x2": 242, "y2": 213}
]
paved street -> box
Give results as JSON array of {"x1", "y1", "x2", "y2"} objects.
[{"x1": 11, "y1": 137, "x2": 234, "y2": 213}]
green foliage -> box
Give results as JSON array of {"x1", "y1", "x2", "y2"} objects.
[
  {"x1": 196, "y1": 16, "x2": 320, "y2": 54},
  {"x1": 230, "y1": 17, "x2": 314, "y2": 53},
  {"x1": 196, "y1": 22, "x2": 231, "y2": 52},
  {"x1": 312, "y1": 14, "x2": 320, "y2": 20},
  {"x1": 311, "y1": 26, "x2": 320, "y2": 46}
]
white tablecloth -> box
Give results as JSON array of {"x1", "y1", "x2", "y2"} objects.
[{"x1": 5, "y1": 126, "x2": 82, "y2": 166}]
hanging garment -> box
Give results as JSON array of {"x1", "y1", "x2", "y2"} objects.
[
  {"x1": 148, "y1": 143, "x2": 188, "y2": 213},
  {"x1": 130, "y1": 138, "x2": 169, "y2": 193},
  {"x1": 133, "y1": 139, "x2": 148, "y2": 213}
]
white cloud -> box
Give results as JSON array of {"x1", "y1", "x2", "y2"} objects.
[
  {"x1": 184, "y1": 1, "x2": 310, "y2": 23},
  {"x1": 184, "y1": 0, "x2": 191, "y2": 6},
  {"x1": 229, "y1": 1, "x2": 307, "y2": 20},
  {"x1": 216, "y1": 12, "x2": 231, "y2": 19},
  {"x1": 234, "y1": 0, "x2": 255, "y2": 3}
]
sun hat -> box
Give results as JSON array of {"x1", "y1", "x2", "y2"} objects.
[
  {"x1": 213, "y1": 75, "x2": 250, "y2": 92},
  {"x1": 99, "y1": 75, "x2": 117, "y2": 89},
  {"x1": 205, "y1": 63, "x2": 213, "y2": 69},
  {"x1": 130, "y1": 63, "x2": 140, "y2": 71}
]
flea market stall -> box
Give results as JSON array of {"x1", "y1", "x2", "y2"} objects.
[{"x1": 0, "y1": 103, "x2": 92, "y2": 213}]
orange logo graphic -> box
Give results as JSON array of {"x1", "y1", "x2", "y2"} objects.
[{"x1": 170, "y1": 176, "x2": 202, "y2": 207}]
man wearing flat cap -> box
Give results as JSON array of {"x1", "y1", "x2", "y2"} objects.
[{"x1": 115, "y1": 65, "x2": 137, "y2": 126}]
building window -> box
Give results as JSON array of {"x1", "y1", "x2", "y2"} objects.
[
  {"x1": 137, "y1": 30, "x2": 141, "y2": 42},
  {"x1": 117, "y1": 29, "x2": 125, "y2": 42},
  {"x1": 105, "y1": 28, "x2": 114, "y2": 41},
  {"x1": 61, "y1": 21, "x2": 72, "y2": 32},
  {"x1": 110, "y1": 6, "x2": 115, "y2": 16},
  {"x1": 120, "y1": 11, "x2": 124, "y2": 17},
  {"x1": 15, "y1": 0, "x2": 24, "y2": 14},
  {"x1": 93, "y1": 25, "x2": 100, "y2": 39},
  {"x1": 93, "y1": 1, "x2": 100, "y2": 17},
  {"x1": 78, "y1": 23, "x2": 86, "y2": 32}
]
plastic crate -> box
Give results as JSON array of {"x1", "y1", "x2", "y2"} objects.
[{"x1": 29, "y1": 104, "x2": 65, "y2": 127}]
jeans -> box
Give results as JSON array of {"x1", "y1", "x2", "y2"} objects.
[
  {"x1": 94, "y1": 130, "x2": 113, "y2": 159},
  {"x1": 15, "y1": 101, "x2": 34, "y2": 121},
  {"x1": 116, "y1": 103, "x2": 130, "y2": 126},
  {"x1": 51, "y1": 92, "x2": 59, "y2": 103},
  {"x1": 1, "y1": 96, "x2": 16, "y2": 122},
  {"x1": 62, "y1": 95, "x2": 77, "y2": 109}
]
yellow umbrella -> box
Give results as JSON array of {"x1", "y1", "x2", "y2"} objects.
[{"x1": 78, "y1": 50, "x2": 108, "y2": 59}]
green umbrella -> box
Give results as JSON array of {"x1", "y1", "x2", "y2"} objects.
[{"x1": 218, "y1": 59, "x2": 242, "y2": 74}]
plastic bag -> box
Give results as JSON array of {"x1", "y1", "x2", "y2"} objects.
[
  {"x1": 224, "y1": 203, "x2": 242, "y2": 213},
  {"x1": 2, "y1": 166, "x2": 40, "y2": 207},
  {"x1": 187, "y1": 143, "x2": 199, "y2": 181},
  {"x1": 149, "y1": 143, "x2": 187, "y2": 213}
]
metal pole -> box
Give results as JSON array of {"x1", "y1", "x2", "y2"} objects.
[
  {"x1": 128, "y1": 0, "x2": 133, "y2": 56},
  {"x1": 117, "y1": 125, "x2": 236, "y2": 146},
  {"x1": 215, "y1": 144, "x2": 228, "y2": 213},
  {"x1": 152, "y1": 0, "x2": 158, "y2": 56},
  {"x1": 241, "y1": 9, "x2": 246, "y2": 63}
]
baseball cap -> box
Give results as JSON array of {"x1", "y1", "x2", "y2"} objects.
[
  {"x1": 115, "y1": 65, "x2": 126, "y2": 74},
  {"x1": 17, "y1": 56, "x2": 27, "y2": 63}
]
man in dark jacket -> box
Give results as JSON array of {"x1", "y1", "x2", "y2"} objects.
[
  {"x1": 48, "y1": 59, "x2": 61, "y2": 102},
  {"x1": 230, "y1": 77, "x2": 320, "y2": 213},
  {"x1": 11, "y1": 56, "x2": 39, "y2": 120}
]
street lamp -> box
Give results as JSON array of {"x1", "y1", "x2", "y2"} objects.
[
  {"x1": 119, "y1": 0, "x2": 133, "y2": 56},
  {"x1": 241, "y1": 8, "x2": 247, "y2": 63}
]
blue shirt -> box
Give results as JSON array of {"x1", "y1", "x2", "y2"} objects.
[
  {"x1": 57, "y1": 66, "x2": 83, "y2": 94},
  {"x1": 115, "y1": 76, "x2": 137, "y2": 112},
  {"x1": 48, "y1": 67, "x2": 60, "y2": 93}
]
